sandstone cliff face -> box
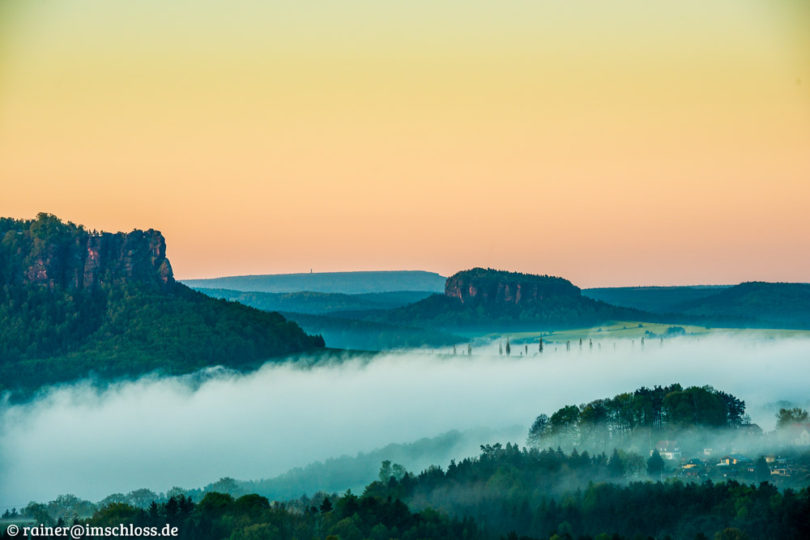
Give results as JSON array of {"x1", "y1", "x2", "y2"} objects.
[
  {"x1": 444, "y1": 268, "x2": 580, "y2": 307},
  {"x1": 3, "y1": 215, "x2": 173, "y2": 291},
  {"x1": 81, "y1": 229, "x2": 173, "y2": 290}
]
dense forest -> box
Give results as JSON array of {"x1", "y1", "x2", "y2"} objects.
[
  {"x1": 192, "y1": 289, "x2": 435, "y2": 316},
  {"x1": 672, "y1": 282, "x2": 810, "y2": 329},
  {"x1": 6, "y1": 385, "x2": 809, "y2": 539},
  {"x1": 528, "y1": 385, "x2": 750, "y2": 454},
  {"x1": 0, "y1": 214, "x2": 324, "y2": 396},
  {"x1": 7, "y1": 446, "x2": 810, "y2": 540}
]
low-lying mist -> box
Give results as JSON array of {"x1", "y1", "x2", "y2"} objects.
[{"x1": 1, "y1": 334, "x2": 808, "y2": 511}]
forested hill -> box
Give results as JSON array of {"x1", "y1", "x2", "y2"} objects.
[
  {"x1": 381, "y1": 268, "x2": 651, "y2": 330},
  {"x1": 0, "y1": 214, "x2": 324, "y2": 396},
  {"x1": 583, "y1": 282, "x2": 810, "y2": 329},
  {"x1": 672, "y1": 281, "x2": 810, "y2": 329},
  {"x1": 583, "y1": 285, "x2": 731, "y2": 314}
]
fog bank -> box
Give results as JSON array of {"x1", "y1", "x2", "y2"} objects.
[{"x1": 1, "y1": 335, "x2": 808, "y2": 510}]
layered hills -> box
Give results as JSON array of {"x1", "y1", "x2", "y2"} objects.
[
  {"x1": 380, "y1": 268, "x2": 648, "y2": 331},
  {"x1": 183, "y1": 270, "x2": 445, "y2": 294},
  {"x1": 0, "y1": 214, "x2": 324, "y2": 395},
  {"x1": 674, "y1": 281, "x2": 810, "y2": 329},
  {"x1": 584, "y1": 282, "x2": 810, "y2": 329}
]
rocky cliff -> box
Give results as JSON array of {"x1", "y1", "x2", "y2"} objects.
[
  {"x1": 2, "y1": 213, "x2": 172, "y2": 291},
  {"x1": 383, "y1": 267, "x2": 647, "y2": 330},
  {"x1": 0, "y1": 213, "x2": 324, "y2": 396},
  {"x1": 444, "y1": 268, "x2": 581, "y2": 307}
]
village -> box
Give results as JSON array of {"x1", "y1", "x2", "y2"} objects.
[{"x1": 654, "y1": 423, "x2": 810, "y2": 487}]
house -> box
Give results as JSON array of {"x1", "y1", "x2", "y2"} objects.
[
  {"x1": 681, "y1": 459, "x2": 704, "y2": 477},
  {"x1": 717, "y1": 454, "x2": 751, "y2": 466},
  {"x1": 655, "y1": 440, "x2": 681, "y2": 461}
]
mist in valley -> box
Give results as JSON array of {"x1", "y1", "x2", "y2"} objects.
[{"x1": 1, "y1": 334, "x2": 808, "y2": 512}]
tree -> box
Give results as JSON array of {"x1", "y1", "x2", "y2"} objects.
[
  {"x1": 607, "y1": 449, "x2": 625, "y2": 478},
  {"x1": 379, "y1": 460, "x2": 393, "y2": 482},
  {"x1": 776, "y1": 407, "x2": 808, "y2": 428},
  {"x1": 715, "y1": 528, "x2": 749, "y2": 540},
  {"x1": 320, "y1": 498, "x2": 332, "y2": 513},
  {"x1": 646, "y1": 450, "x2": 664, "y2": 478},
  {"x1": 754, "y1": 456, "x2": 770, "y2": 483},
  {"x1": 549, "y1": 405, "x2": 580, "y2": 447},
  {"x1": 527, "y1": 414, "x2": 550, "y2": 446}
]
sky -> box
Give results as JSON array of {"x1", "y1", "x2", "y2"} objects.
[{"x1": 1, "y1": 0, "x2": 809, "y2": 287}]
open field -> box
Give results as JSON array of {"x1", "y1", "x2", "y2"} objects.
[{"x1": 496, "y1": 321, "x2": 810, "y2": 344}]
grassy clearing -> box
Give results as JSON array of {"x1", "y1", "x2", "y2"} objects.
[{"x1": 494, "y1": 321, "x2": 810, "y2": 344}]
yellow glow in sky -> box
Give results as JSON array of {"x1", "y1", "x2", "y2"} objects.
[{"x1": 1, "y1": 0, "x2": 809, "y2": 286}]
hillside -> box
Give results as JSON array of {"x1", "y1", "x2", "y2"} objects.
[
  {"x1": 182, "y1": 270, "x2": 446, "y2": 294},
  {"x1": 673, "y1": 281, "x2": 810, "y2": 329},
  {"x1": 382, "y1": 268, "x2": 650, "y2": 331},
  {"x1": 583, "y1": 285, "x2": 730, "y2": 314},
  {"x1": 0, "y1": 214, "x2": 324, "y2": 395},
  {"x1": 193, "y1": 288, "x2": 434, "y2": 315},
  {"x1": 278, "y1": 311, "x2": 461, "y2": 350}
]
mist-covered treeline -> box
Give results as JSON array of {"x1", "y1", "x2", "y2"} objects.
[
  {"x1": 527, "y1": 384, "x2": 752, "y2": 454},
  {"x1": 8, "y1": 447, "x2": 810, "y2": 540}
]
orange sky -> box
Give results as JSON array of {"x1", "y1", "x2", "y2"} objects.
[{"x1": 1, "y1": 0, "x2": 809, "y2": 287}]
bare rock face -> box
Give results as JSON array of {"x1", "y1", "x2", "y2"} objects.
[
  {"x1": 444, "y1": 268, "x2": 580, "y2": 308},
  {"x1": 80, "y1": 229, "x2": 173, "y2": 290},
  {"x1": 4, "y1": 214, "x2": 173, "y2": 291}
]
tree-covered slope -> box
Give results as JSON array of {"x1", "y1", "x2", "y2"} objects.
[
  {"x1": 381, "y1": 268, "x2": 651, "y2": 331},
  {"x1": 672, "y1": 281, "x2": 810, "y2": 329},
  {"x1": 192, "y1": 288, "x2": 435, "y2": 315},
  {"x1": 0, "y1": 214, "x2": 324, "y2": 395},
  {"x1": 583, "y1": 285, "x2": 730, "y2": 314}
]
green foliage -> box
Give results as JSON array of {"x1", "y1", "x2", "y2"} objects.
[
  {"x1": 80, "y1": 492, "x2": 482, "y2": 540},
  {"x1": 674, "y1": 281, "x2": 810, "y2": 329},
  {"x1": 0, "y1": 215, "x2": 324, "y2": 396},
  {"x1": 21, "y1": 447, "x2": 810, "y2": 540},
  {"x1": 582, "y1": 285, "x2": 730, "y2": 314},
  {"x1": 647, "y1": 450, "x2": 665, "y2": 477},
  {"x1": 193, "y1": 288, "x2": 435, "y2": 315},
  {"x1": 776, "y1": 407, "x2": 809, "y2": 428},
  {"x1": 528, "y1": 384, "x2": 749, "y2": 451},
  {"x1": 278, "y1": 310, "x2": 463, "y2": 350}
]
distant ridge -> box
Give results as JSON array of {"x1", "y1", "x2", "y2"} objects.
[
  {"x1": 183, "y1": 270, "x2": 446, "y2": 295},
  {"x1": 583, "y1": 285, "x2": 731, "y2": 314},
  {"x1": 673, "y1": 281, "x2": 810, "y2": 329},
  {"x1": 584, "y1": 282, "x2": 810, "y2": 329}
]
